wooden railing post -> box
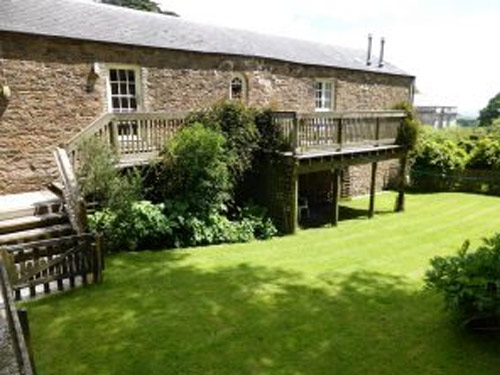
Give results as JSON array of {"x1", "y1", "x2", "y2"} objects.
[
  {"x1": 292, "y1": 112, "x2": 299, "y2": 154},
  {"x1": 337, "y1": 118, "x2": 343, "y2": 151}
]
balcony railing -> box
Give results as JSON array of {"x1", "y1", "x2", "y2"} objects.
[
  {"x1": 66, "y1": 110, "x2": 406, "y2": 166},
  {"x1": 272, "y1": 110, "x2": 406, "y2": 155},
  {"x1": 66, "y1": 112, "x2": 187, "y2": 166}
]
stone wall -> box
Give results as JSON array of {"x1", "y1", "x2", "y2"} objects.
[
  {"x1": 0, "y1": 32, "x2": 412, "y2": 193},
  {"x1": 349, "y1": 160, "x2": 401, "y2": 196}
]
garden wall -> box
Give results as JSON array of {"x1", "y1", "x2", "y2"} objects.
[{"x1": 0, "y1": 31, "x2": 412, "y2": 193}]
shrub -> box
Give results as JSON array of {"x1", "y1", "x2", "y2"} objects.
[
  {"x1": 76, "y1": 137, "x2": 119, "y2": 204},
  {"x1": 161, "y1": 122, "x2": 232, "y2": 215},
  {"x1": 425, "y1": 233, "x2": 500, "y2": 325},
  {"x1": 394, "y1": 102, "x2": 420, "y2": 151},
  {"x1": 238, "y1": 203, "x2": 277, "y2": 240},
  {"x1": 468, "y1": 137, "x2": 500, "y2": 170},
  {"x1": 413, "y1": 138, "x2": 469, "y2": 173},
  {"x1": 186, "y1": 102, "x2": 260, "y2": 181},
  {"x1": 254, "y1": 109, "x2": 289, "y2": 151},
  {"x1": 88, "y1": 201, "x2": 171, "y2": 251}
]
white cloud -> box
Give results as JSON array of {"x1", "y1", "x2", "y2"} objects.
[{"x1": 159, "y1": 0, "x2": 500, "y2": 116}]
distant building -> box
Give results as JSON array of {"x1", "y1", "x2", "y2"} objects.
[{"x1": 414, "y1": 94, "x2": 457, "y2": 129}]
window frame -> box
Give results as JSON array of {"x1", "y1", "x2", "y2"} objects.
[
  {"x1": 105, "y1": 64, "x2": 143, "y2": 113},
  {"x1": 315, "y1": 79, "x2": 335, "y2": 112},
  {"x1": 229, "y1": 73, "x2": 247, "y2": 102}
]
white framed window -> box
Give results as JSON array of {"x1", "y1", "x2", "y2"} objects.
[
  {"x1": 106, "y1": 65, "x2": 142, "y2": 113},
  {"x1": 229, "y1": 73, "x2": 247, "y2": 101},
  {"x1": 315, "y1": 80, "x2": 334, "y2": 111}
]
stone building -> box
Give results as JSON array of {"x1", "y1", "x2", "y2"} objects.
[
  {"x1": 414, "y1": 94, "x2": 457, "y2": 129},
  {"x1": 0, "y1": 0, "x2": 415, "y2": 232}
]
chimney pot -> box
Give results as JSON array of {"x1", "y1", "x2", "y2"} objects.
[
  {"x1": 366, "y1": 34, "x2": 373, "y2": 66},
  {"x1": 378, "y1": 37, "x2": 385, "y2": 68}
]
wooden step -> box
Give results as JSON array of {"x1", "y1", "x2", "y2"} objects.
[
  {"x1": 0, "y1": 190, "x2": 62, "y2": 221},
  {"x1": 0, "y1": 224, "x2": 73, "y2": 246},
  {"x1": 0, "y1": 213, "x2": 66, "y2": 235}
]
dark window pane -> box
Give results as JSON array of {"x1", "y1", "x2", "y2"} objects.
[
  {"x1": 119, "y1": 69, "x2": 127, "y2": 81},
  {"x1": 121, "y1": 97, "x2": 129, "y2": 109},
  {"x1": 130, "y1": 98, "x2": 137, "y2": 110},
  {"x1": 129, "y1": 84, "x2": 136, "y2": 95},
  {"x1": 111, "y1": 83, "x2": 119, "y2": 95},
  {"x1": 127, "y1": 70, "x2": 136, "y2": 82},
  {"x1": 110, "y1": 69, "x2": 117, "y2": 81},
  {"x1": 231, "y1": 78, "x2": 243, "y2": 99},
  {"x1": 112, "y1": 98, "x2": 120, "y2": 110},
  {"x1": 120, "y1": 83, "x2": 128, "y2": 95}
]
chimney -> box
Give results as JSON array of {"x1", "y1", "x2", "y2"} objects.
[
  {"x1": 378, "y1": 37, "x2": 385, "y2": 68},
  {"x1": 366, "y1": 34, "x2": 373, "y2": 66}
]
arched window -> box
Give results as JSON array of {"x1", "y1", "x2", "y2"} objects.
[{"x1": 229, "y1": 74, "x2": 246, "y2": 101}]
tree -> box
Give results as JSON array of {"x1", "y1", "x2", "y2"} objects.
[
  {"x1": 479, "y1": 92, "x2": 500, "y2": 126},
  {"x1": 100, "y1": 0, "x2": 178, "y2": 15}
]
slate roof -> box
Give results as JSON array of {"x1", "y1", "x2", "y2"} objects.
[{"x1": 0, "y1": 0, "x2": 412, "y2": 77}]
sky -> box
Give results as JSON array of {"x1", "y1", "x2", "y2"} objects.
[{"x1": 156, "y1": 0, "x2": 500, "y2": 117}]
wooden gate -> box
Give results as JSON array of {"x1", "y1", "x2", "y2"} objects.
[{"x1": 0, "y1": 234, "x2": 103, "y2": 300}]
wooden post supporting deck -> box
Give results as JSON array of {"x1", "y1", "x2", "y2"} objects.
[
  {"x1": 286, "y1": 160, "x2": 299, "y2": 234},
  {"x1": 332, "y1": 169, "x2": 341, "y2": 226},
  {"x1": 395, "y1": 155, "x2": 407, "y2": 212},
  {"x1": 369, "y1": 162, "x2": 378, "y2": 218}
]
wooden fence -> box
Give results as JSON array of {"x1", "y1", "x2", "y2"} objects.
[
  {"x1": 0, "y1": 234, "x2": 103, "y2": 301},
  {"x1": 272, "y1": 110, "x2": 406, "y2": 154},
  {"x1": 0, "y1": 261, "x2": 36, "y2": 375}
]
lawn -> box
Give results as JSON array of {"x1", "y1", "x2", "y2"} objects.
[{"x1": 25, "y1": 192, "x2": 500, "y2": 375}]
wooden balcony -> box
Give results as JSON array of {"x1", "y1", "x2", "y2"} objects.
[
  {"x1": 66, "y1": 110, "x2": 406, "y2": 167},
  {"x1": 66, "y1": 112, "x2": 187, "y2": 167},
  {"x1": 271, "y1": 110, "x2": 406, "y2": 159}
]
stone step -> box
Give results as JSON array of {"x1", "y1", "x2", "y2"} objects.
[
  {"x1": 0, "y1": 213, "x2": 67, "y2": 235},
  {"x1": 0, "y1": 224, "x2": 73, "y2": 246},
  {"x1": 0, "y1": 190, "x2": 63, "y2": 221}
]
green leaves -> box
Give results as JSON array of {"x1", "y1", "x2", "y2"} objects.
[{"x1": 425, "y1": 233, "x2": 500, "y2": 322}]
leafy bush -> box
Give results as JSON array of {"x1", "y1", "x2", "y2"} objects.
[
  {"x1": 468, "y1": 137, "x2": 500, "y2": 170},
  {"x1": 186, "y1": 102, "x2": 260, "y2": 181},
  {"x1": 426, "y1": 233, "x2": 500, "y2": 324},
  {"x1": 162, "y1": 122, "x2": 232, "y2": 215},
  {"x1": 162, "y1": 201, "x2": 277, "y2": 248},
  {"x1": 413, "y1": 138, "x2": 469, "y2": 173},
  {"x1": 77, "y1": 137, "x2": 119, "y2": 204},
  {"x1": 254, "y1": 109, "x2": 289, "y2": 151},
  {"x1": 88, "y1": 201, "x2": 171, "y2": 251}
]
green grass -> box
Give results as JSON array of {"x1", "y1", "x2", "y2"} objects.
[{"x1": 25, "y1": 192, "x2": 500, "y2": 375}]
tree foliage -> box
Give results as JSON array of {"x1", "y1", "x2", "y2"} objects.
[
  {"x1": 479, "y1": 92, "x2": 500, "y2": 127},
  {"x1": 101, "y1": 0, "x2": 162, "y2": 13}
]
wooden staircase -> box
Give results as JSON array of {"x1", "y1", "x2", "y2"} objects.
[{"x1": 0, "y1": 190, "x2": 74, "y2": 246}]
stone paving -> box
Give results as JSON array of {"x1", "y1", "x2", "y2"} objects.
[{"x1": 0, "y1": 307, "x2": 20, "y2": 375}]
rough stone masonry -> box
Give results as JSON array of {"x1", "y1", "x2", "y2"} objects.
[{"x1": 0, "y1": 32, "x2": 412, "y2": 194}]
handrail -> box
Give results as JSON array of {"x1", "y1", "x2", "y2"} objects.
[
  {"x1": 297, "y1": 110, "x2": 406, "y2": 119},
  {"x1": 53, "y1": 147, "x2": 87, "y2": 234},
  {"x1": 66, "y1": 113, "x2": 115, "y2": 155},
  {"x1": 65, "y1": 111, "x2": 188, "y2": 167},
  {"x1": 0, "y1": 260, "x2": 36, "y2": 375},
  {"x1": 272, "y1": 110, "x2": 406, "y2": 154}
]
